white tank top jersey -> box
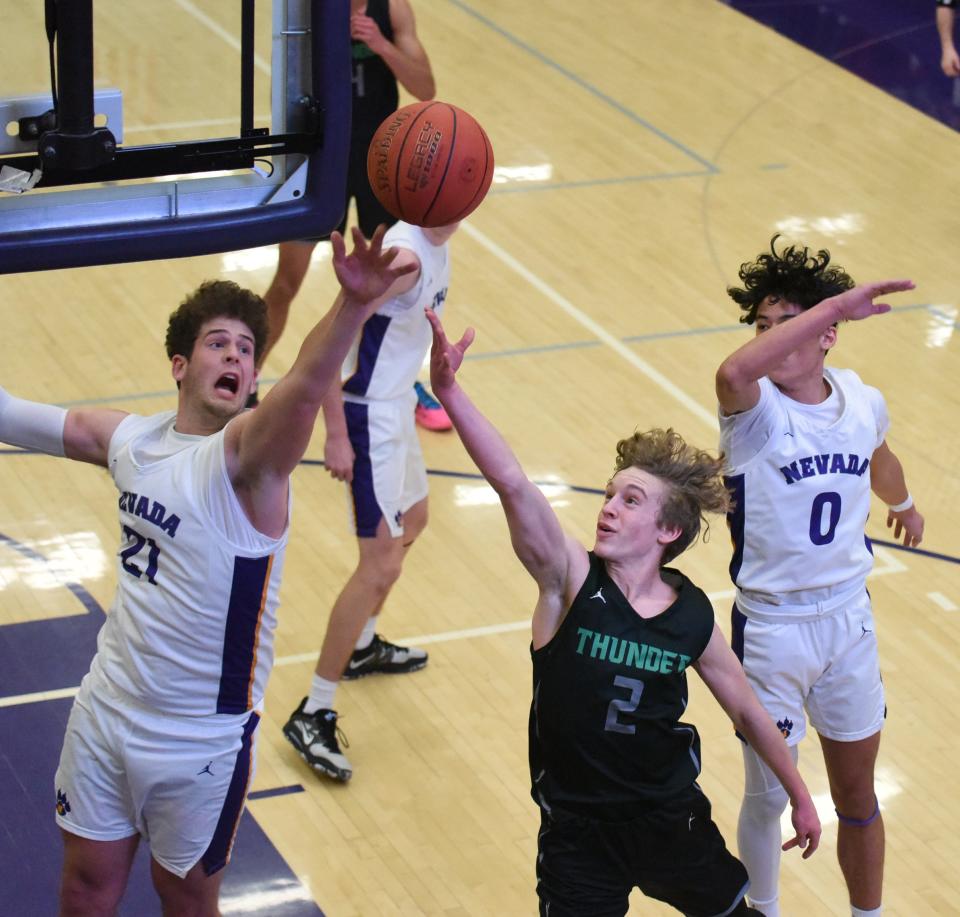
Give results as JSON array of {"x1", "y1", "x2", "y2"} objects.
[
  {"x1": 88, "y1": 411, "x2": 289, "y2": 716},
  {"x1": 342, "y1": 221, "x2": 450, "y2": 401},
  {"x1": 719, "y1": 367, "x2": 889, "y2": 610}
]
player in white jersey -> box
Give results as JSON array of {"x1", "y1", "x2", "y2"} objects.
[
  {"x1": 0, "y1": 226, "x2": 413, "y2": 914},
  {"x1": 283, "y1": 220, "x2": 457, "y2": 781},
  {"x1": 715, "y1": 237, "x2": 925, "y2": 917}
]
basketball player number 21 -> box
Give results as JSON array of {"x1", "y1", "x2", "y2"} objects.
[
  {"x1": 809, "y1": 491, "x2": 842, "y2": 546},
  {"x1": 605, "y1": 675, "x2": 645, "y2": 734},
  {"x1": 120, "y1": 525, "x2": 161, "y2": 584}
]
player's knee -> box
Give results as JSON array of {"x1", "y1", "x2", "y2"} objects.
[
  {"x1": 60, "y1": 869, "x2": 126, "y2": 915},
  {"x1": 153, "y1": 865, "x2": 220, "y2": 917},
  {"x1": 828, "y1": 768, "x2": 876, "y2": 812},
  {"x1": 741, "y1": 781, "x2": 789, "y2": 823},
  {"x1": 833, "y1": 790, "x2": 879, "y2": 825},
  {"x1": 359, "y1": 553, "x2": 404, "y2": 594},
  {"x1": 404, "y1": 511, "x2": 428, "y2": 543}
]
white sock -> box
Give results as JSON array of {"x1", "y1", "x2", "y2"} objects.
[
  {"x1": 303, "y1": 673, "x2": 338, "y2": 714},
  {"x1": 355, "y1": 616, "x2": 377, "y2": 651},
  {"x1": 747, "y1": 896, "x2": 780, "y2": 917},
  {"x1": 851, "y1": 907, "x2": 881, "y2": 916}
]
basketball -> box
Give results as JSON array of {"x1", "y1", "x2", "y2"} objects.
[{"x1": 366, "y1": 101, "x2": 494, "y2": 228}]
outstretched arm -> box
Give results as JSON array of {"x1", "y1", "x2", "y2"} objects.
[
  {"x1": 716, "y1": 280, "x2": 914, "y2": 414},
  {"x1": 871, "y1": 440, "x2": 924, "y2": 547},
  {"x1": 938, "y1": 5, "x2": 960, "y2": 76},
  {"x1": 226, "y1": 227, "x2": 417, "y2": 534},
  {"x1": 426, "y1": 308, "x2": 587, "y2": 646},
  {"x1": 694, "y1": 626, "x2": 822, "y2": 859},
  {"x1": 0, "y1": 385, "x2": 126, "y2": 468},
  {"x1": 352, "y1": 0, "x2": 436, "y2": 101}
]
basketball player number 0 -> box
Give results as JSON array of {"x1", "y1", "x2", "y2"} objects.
[{"x1": 809, "y1": 491, "x2": 841, "y2": 546}]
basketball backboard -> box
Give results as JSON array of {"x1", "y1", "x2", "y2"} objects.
[{"x1": 0, "y1": 0, "x2": 351, "y2": 273}]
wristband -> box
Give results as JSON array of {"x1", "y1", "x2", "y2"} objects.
[{"x1": 887, "y1": 494, "x2": 913, "y2": 513}]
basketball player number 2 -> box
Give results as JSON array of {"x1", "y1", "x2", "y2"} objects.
[
  {"x1": 605, "y1": 675, "x2": 645, "y2": 734},
  {"x1": 809, "y1": 491, "x2": 841, "y2": 546},
  {"x1": 120, "y1": 525, "x2": 160, "y2": 584}
]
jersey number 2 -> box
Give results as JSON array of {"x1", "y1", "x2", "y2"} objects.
[
  {"x1": 604, "y1": 675, "x2": 645, "y2": 734},
  {"x1": 120, "y1": 525, "x2": 160, "y2": 584}
]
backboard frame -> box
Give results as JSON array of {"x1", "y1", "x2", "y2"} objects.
[{"x1": 0, "y1": 0, "x2": 351, "y2": 274}]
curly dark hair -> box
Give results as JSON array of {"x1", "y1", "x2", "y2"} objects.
[
  {"x1": 164, "y1": 280, "x2": 268, "y2": 361},
  {"x1": 613, "y1": 428, "x2": 730, "y2": 565},
  {"x1": 727, "y1": 234, "x2": 855, "y2": 325}
]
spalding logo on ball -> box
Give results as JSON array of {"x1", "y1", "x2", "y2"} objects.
[{"x1": 367, "y1": 100, "x2": 494, "y2": 228}]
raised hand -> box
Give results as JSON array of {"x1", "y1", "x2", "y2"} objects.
[
  {"x1": 331, "y1": 225, "x2": 416, "y2": 307},
  {"x1": 828, "y1": 279, "x2": 915, "y2": 323},
  {"x1": 426, "y1": 308, "x2": 474, "y2": 396}
]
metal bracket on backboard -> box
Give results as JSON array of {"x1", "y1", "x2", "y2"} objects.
[
  {"x1": 0, "y1": 89, "x2": 123, "y2": 156},
  {"x1": 266, "y1": 157, "x2": 309, "y2": 204}
]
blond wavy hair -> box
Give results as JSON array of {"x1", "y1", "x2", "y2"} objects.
[{"x1": 613, "y1": 428, "x2": 730, "y2": 565}]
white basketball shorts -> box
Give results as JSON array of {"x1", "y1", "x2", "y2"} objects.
[
  {"x1": 732, "y1": 588, "x2": 885, "y2": 745},
  {"x1": 54, "y1": 673, "x2": 259, "y2": 878},
  {"x1": 343, "y1": 390, "x2": 428, "y2": 538}
]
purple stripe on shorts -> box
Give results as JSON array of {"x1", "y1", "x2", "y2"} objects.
[
  {"x1": 344, "y1": 401, "x2": 383, "y2": 537},
  {"x1": 201, "y1": 710, "x2": 260, "y2": 876}
]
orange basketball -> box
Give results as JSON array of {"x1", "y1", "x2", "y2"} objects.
[{"x1": 366, "y1": 101, "x2": 494, "y2": 228}]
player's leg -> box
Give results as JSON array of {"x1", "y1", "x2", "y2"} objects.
[
  {"x1": 635, "y1": 787, "x2": 753, "y2": 917},
  {"x1": 344, "y1": 494, "x2": 429, "y2": 678},
  {"x1": 807, "y1": 593, "x2": 886, "y2": 913},
  {"x1": 338, "y1": 394, "x2": 429, "y2": 679},
  {"x1": 260, "y1": 176, "x2": 351, "y2": 374},
  {"x1": 59, "y1": 832, "x2": 140, "y2": 916},
  {"x1": 282, "y1": 516, "x2": 403, "y2": 780},
  {"x1": 145, "y1": 710, "x2": 260, "y2": 915},
  {"x1": 261, "y1": 240, "x2": 318, "y2": 363},
  {"x1": 317, "y1": 481, "x2": 429, "y2": 679},
  {"x1": 730, "y1": 606, "x2": 811, "y2": 916},
  {"x1": 819, "y1": 732, "x2": 884, "y2": 912},
  {"x1": 535, "y1": 810, "x2": 632, "y2": 917},
  {"x1": 737, "y1": 743, "x2": 796, "y2": 917},
  {"x1": 283, "y1": 399, "x2": 426, "y2": 778},
  {"x1": 56, "y1": 685, "x2": 142, "y2": 915},
  {"x1": 151, "y1": 859, "x2": 224, "y2": 917},
  {"x1": 318, "y1": 515, "x2": 410, "y2": 681}
]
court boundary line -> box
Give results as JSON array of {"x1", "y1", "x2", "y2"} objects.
[
  {"x1": 446, "y1": 0, "x2": 718, "y2": 172},
  {"x1": 460, "y1": 221, "x2": 721, "y2": 431},
  {"x1": 0, "y1": 547, "x2": 920, "y2": 710}
]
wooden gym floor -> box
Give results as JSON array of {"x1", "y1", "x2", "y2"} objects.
[{"x1": 0, "y1": 1, "x2": 957, "y2": 914}]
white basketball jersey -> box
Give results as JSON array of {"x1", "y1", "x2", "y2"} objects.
[
  {"x1": 720, "y1": 368, "x2": 889, "y2": 603},
  {"x1": 89, "y1": 411, "x2": 289, "y2": 716},
  {"x1": 342, "y1": 221, "x2": 450, "y2": 401}
]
